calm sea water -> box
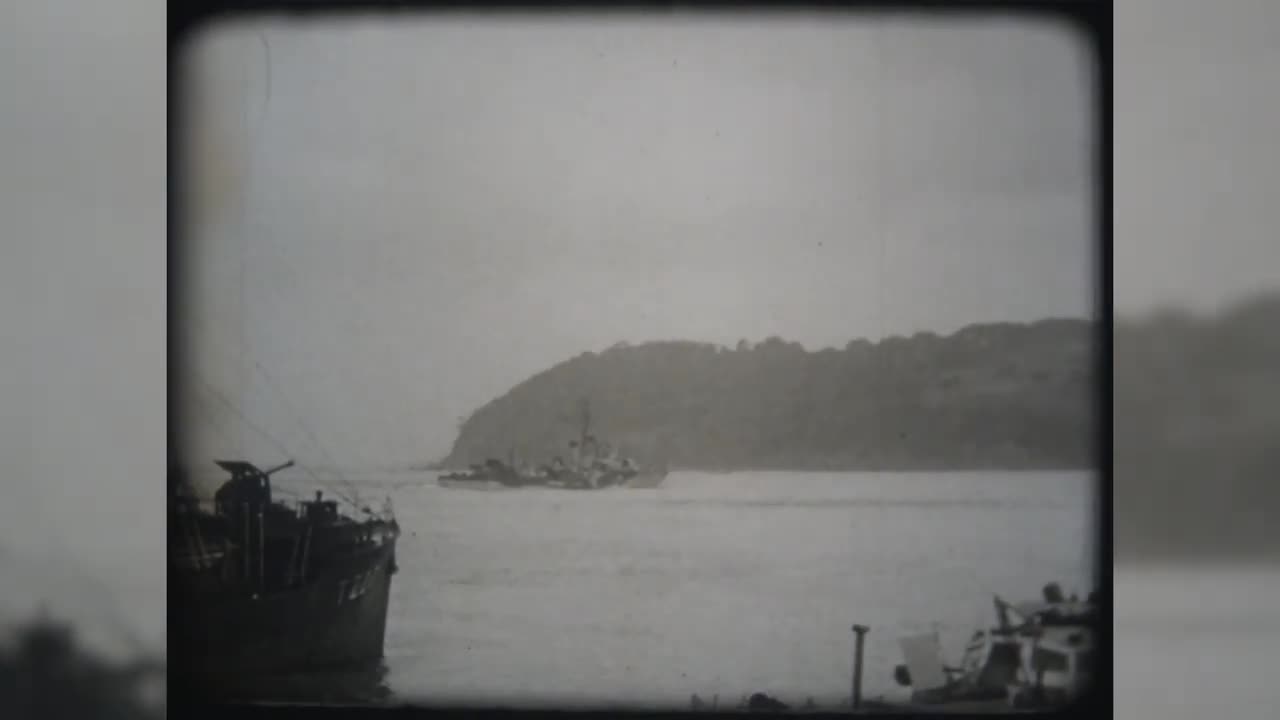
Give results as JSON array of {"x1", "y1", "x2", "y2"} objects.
[
  {"x1": 1115, "y1": 564, "x2": 1280, "y2": 720},
  {"x1": 292, "y1": 469, "x2": 1096, "y2": 709}
]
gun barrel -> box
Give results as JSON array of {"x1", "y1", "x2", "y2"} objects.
[{"x1": 265, "y1": 459, "x2": 296, "y2": 476}]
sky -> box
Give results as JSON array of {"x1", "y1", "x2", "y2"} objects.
[
  {"x1": 5, "y1": 0, "x2": 1280, "y2": 666},
  {"x1": 1115, "y1": 0, "x2": 1280, "y2": 315},
  {"x1": 2, "y1": 0, "x2": 166, "y2": 657},
  {"x1": 179, "y1": 13, "x2": 1097, "y2": 471}
]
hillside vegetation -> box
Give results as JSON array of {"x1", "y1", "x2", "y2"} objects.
[
  {"x1": 442, "y1": 294, "x2": 1280, "y2": 561},
  {"x1": 443, "y1": 318, "x2": 1097, "y2": 472},
  {"x1": 1114, "y1": 292, "x2": 1280, "y2": 561}
]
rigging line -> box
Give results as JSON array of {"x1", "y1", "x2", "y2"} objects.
[
  {"x1": 181, "y1": 320, "x2": 310, "y2": 462},
  {"x1": 214, "y1": 194, "x2": 361, "y2": 501},
  {"x1": 249, "y1": 359, "x2": 361, "y2": 503},
  {"x1": 234, "y1": 34, "x2": 272, "y2": 466},
  {"x1": 180, "y1": 322, "x2": 358, "y2": 507},
  {"x1": 193, "y1": 385, "x2": 240, "y2": 452},
  {"x1": 186, "y1": 38, "x2": 359, "y2": 511},
  {"x1": 195, "y1": 375, "x2": 360, "y2": 509},
  {"x1": 189, "y1": 363, "x2": 362, "y2": 509},
  {"x1": 179, "y1": 266, "x2": 360, "y2": 505},
  {"x1": 197, "y1": 375, "x2": 291, "y2": 460},
  {"x1": 253, "y1": 372, "x2": 361, "y2": 509},
  {"x1": 295, "y1": 462, "x2": 359, "y2": 510},
  {"x1": 229, "y1": 386, "x2": 357, "y2": 510}
]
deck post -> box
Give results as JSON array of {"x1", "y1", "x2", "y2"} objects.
[
  {"x1": 242, "y1": 502, "x2": 250, "y2": 581},
  {"x1": 258, "y1": 508, "x2": 265, "y2": 591},
  {"x1": 299, "y1": 524, "x2": 312, "y2": 582},
  {"x1": 851, "y1": 624, "x2": 870, "y2": 710},
  {"x1": 285, "y1": 531, "x2": 301, "y2": 586},
  {"x1": 193, "y1": 514, "x2": 209, "y2": 569}
]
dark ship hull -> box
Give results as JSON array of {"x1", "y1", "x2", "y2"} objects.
[
  {"x1": 172, "y1": 537, "x2": 396, "y2": 679},
  {"x1": 170, "y1": 459, "x2": 400, "y2": 702}
]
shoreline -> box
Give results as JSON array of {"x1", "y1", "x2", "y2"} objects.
[{"x1": 425, "y1": 463, "x2": 1095, "y2": 475}]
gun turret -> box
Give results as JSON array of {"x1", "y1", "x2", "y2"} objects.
[{"x1": 212, "y1": 459, "x2": 293, "y2": 514}]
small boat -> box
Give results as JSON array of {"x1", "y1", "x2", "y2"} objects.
[{"x1": 894, "y1": 582, "x2": 1096, "y2": 709}]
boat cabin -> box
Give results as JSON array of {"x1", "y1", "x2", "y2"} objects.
[
  {"x1": 302, "y1": 490, "x2": 341, "y2": 523},
  {"x1": 895, "y1": 584, "x2": 1097, "y2": 709},
  {"x1": 1010, "y1": 625, "x2": 1094, "y2": 706}
]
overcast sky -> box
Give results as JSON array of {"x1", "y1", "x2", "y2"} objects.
[
  {"x1": 180, "y1": 13, "x2": 1096, "y2": 471},
  {"x1": 3, "y1": 0, "x2": 165, "y2": 657},
  {"x1": 1115, "y1": 0, "x2": 1280, "y2": 314}
]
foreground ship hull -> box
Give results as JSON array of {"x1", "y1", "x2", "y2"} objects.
[
  {"x1": 172, "y1": 539, "x2": 397, "y2": 681},
  {"x1": 170, "y1": 459, "x2": 401, "y2": 702}
]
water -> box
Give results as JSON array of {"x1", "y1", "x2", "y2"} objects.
[
  {"x1": 1116, "y1": 564, "x2": 1280, "y2": 720},
  {"x1": 281, "y1": 470, "x2": 1096, "y2": 709}
]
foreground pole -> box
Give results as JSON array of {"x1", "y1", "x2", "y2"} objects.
[{"x1": 851, "y1": 624, "x2": 870, "y2": 710}]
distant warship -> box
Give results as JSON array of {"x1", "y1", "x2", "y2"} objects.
[{"x1": 438, "y1": 400, "x2": 667, "y2": 490}]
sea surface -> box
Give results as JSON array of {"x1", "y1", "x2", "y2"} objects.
[
  {"x1": 275, "y1": 469, "x2": 1097, "y2": 709},
  {"x1": 12, "y1": 467, "x2": 1276, "y2": 715},
  {"x1": 1115, "y1": 564, "x2": 1280, "y2": 720}
]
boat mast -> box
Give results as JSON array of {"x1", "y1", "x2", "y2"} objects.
[{"x1": 580, "y1": 397, "x2": 593, "y2": 463}]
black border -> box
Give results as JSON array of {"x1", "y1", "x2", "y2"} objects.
[{"x1": 168, "y1": 1, "x2": 1112, "y2": 718}]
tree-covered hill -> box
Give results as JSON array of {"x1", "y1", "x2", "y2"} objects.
[
  {"x1": 1114, "y1": 292, "x2": 1280, "y2": 561},
  {"x1": 442, "y1": 318, "x2": 1097, "y2": 472}
]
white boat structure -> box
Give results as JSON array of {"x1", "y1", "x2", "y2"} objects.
[{"x1": 894, "y1": 582, "x2": 1097, "y2": 710}]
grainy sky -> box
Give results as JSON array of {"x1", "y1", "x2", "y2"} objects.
[
  {"x1": 3, "y1": 0, "x2": 165, "y2": 657},
  {"x1": 1115, "y1": 0, "x2": 1280, "y2": 314},
  {"x1": 180, "y1": 13, "x2": 1096, "y2": 471}
]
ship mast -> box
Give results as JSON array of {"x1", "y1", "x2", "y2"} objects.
[
  {"x1": 580, "y1": 397, "x2": 595, "y2": 464},
  {"x1": 567, "y1": 397, "x2": 592, "y2": 469}
]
